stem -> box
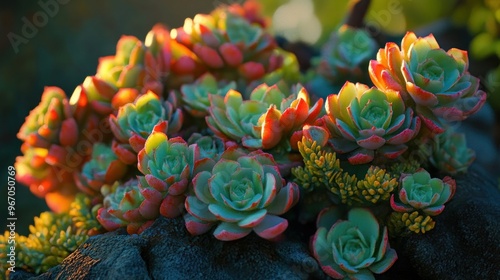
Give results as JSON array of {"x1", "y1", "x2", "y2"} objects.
[{"x1": 345, "y1": 0, "x2": 372, "y2": 28}]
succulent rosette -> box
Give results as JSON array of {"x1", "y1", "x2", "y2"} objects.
[
  {"x1": 316, "y1": 24, "x2": 377, "y2": 85},
  {"x1": 180, "y1": 73, "x2": 237, "y2": 117},
  {"x1": 324, "y1": 82, "x2": 421, "y2": 164},
  {"x1": 187, "y1": 133, "x2": 227, "y2": 161},
  {"x1": 137, "y1": 131, "x2": 214, "y2": 218},
  {"x1": 75, "y1": 143, "x2": 128, "y2": 196},
  {"x1": 97, "y1": 179, "x2": 157, "y2": 234},
  {"x1": 184, "y1": 148, "x2": 300, "y2": 241},
  {"x1": 390, "y1": 169, "x2": 456, "y2": 216},
  {"x1": 206, "y1": 84, "x2": 323, "y2": 150},
  {"x1": 171, "y1": 7, "x2": 282, "y2": 82},
  {"x1": 109, "y1": 91, "x2": 183, "y2": 164},
  {"x1": 312, "y1": 208, "x2": 397, "y2": 279},
  {"x1": 429, "y1": 128, "x2": 475, "y2": 175},
  {"x1": 18, "y1": 87, "x2": 78, "y2": 150},
  {"x1": 369, "y1": 31, "x2": 486, "y2": 133}
]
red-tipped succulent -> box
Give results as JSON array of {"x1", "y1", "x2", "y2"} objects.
[
  {"x1": 369, "y1": 31, "x2": 486, "y2": 133},
  {"x1": 109, "y1": 91, "x2": 183, "y2": 164},
  {"x1": 97, "y1": 179, "x2": 158, "y2": 234},
  {"x1": 323, "y1": 82, "x2": 420, "y2": 164},
  {"x1": 184, "y1": 147, "x2": 300, "y2": 241}
]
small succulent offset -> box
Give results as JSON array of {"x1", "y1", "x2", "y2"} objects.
[
  {"x1": 184, "y1": 148, "x2": 300, "y2": 241},
  {"x1": 316, "y1": 24, "x2": 377, "y2": 86},
  {"x1": 75, "y1": 142, "x2": 128, "y2": 196},
  {"x1": 97, "y1": 179, "x2": 158, "y2": 234},
  {"x1": 429, "y1": 127, "x2": 475, "y2": 175},
  {"x1": 180, "y1": 73, "x2": 237, "y2": 117},
  {"x1": 390, "y1": 169, "x2": 456, "y2": 216},
  {"x1": 369, "y1": 31, "x2": 487, "y2": 133},
  {"x1": 324, "y1": 82, "x2": 421, "y2": 164},
  {"x1": 312, "y1": 208, "x2": 397, "y2": 280}
]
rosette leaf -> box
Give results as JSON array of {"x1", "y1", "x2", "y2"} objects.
[
  {"x1": 109, "y1": 91, "x2": 183, "y2": 164},
  {"x1": 390, "y1": 169, "x2": 456, "y2": 216},
  {"x1": 429, "y1": 128, "x2": 475, "y2": 175},
  {"x1": 185, "y1": 148, "x2": 300, "y2": 241},
  {"x1": 97, "y1": 179, "x2": 157, "y2": 234},
  {"x1": 75, "y1": 143, "x2": 128, "y2": 196},
  {"x1": 312, "y1": 208, "x2": 397, "y2": 279},
  {"x1": 180, "y1": 73, "x2": 237, "y2": 117},
  {"x1": 369, "y1": 32, "x2": 487, "y2": 133},
  {"x1": 324, "y1": 82, "x2": 421, "y2": 164}
]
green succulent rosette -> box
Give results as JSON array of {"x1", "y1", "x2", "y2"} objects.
[
  {"x1": 172, "y1": 7, "x2": 283, "y2": 82},
  {"x1": 180, "y1": 73, "x2": 237, "y2": 117},
  {"x1": 75, "y1": 143, "x2": 128, "y2": 196},
  {"x1": 184, "y1": 147, "x2": 300, "y2": 241},
  {"x1": 429, "y1": 127, "x2": 475, "y2": 175},
  {"x1": 110, "y1": 91, "x2": 183, "y2": 164},
  {"x1": 316, "y1": 24, "x2": 377, "y2": 85},
  {"x1": 97, "y1": 179, "x2": 157, "y2": 234},
  {"x1": 206, "y1": 83, "x2": 322, "y2": 150},
  {"x1": 390, "y1": 169, "x2": 456, "y2": 216},
  {"x1": 369, "y1": 31, "x2": 487, "y2": 133},
  {"x1": 312, "y1": 207, "x2": 398, "y2": 280},
  {"x1": 324, "y1": 82, "x2": 421, "y2": 165},
  {"x1": 137, "y1": 131, "x2": 215, "y2": 218}
]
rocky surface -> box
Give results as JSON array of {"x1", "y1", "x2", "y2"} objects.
[
  {"x1": 11, "y1": 217, "x2": 327, "y2": 280},
  {"x1": 393, "y1": 163, "x2": 500, "y2": 280}
]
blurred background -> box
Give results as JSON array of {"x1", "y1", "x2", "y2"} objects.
[{"x1": 1, "y1": 0, "x2": 499, "y2": 235}]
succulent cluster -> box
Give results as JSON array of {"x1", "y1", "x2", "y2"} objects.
[{"x1": 5, "y1": 1, "x2": 489, "y2": 279}]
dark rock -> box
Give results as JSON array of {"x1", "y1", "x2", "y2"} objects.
[
  {"x1": 394, "y1": 164, "x2": 500, "y2": 280},
  {"x1": 11, "y1": 217, "x2": 325, "y2": 280}
]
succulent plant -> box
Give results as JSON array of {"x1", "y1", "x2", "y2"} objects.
[
  {"x1": 316, "y1": 24, "x2": 377, "y2": 86},
  {"x1": 206, "y1": 83, "x2": 322, "y2": 150},
  {"x1": 137, "y1": 131, "x2": 215, "y2": 218},
  {"x1": 324, "y1": 82, "x2": 421, "y2": 165},
  {"x1": 97, "y1": 179, "x2": 158, "y2": 234},
  {"x1": 184, "y1": 147, "x2": 300, "y2": 241},
  {"x1": 312, "y1": 208, "x2": 397, "y2": 280},
  {"x1": 15, "y1": 146, "x2": 78, "y2": 213},
  {"x1": 17, "y1": 86, "x2": 78, "y2": 150},
  {"x1": 96, "y1": 35, "x2": 163, "y2": 96},
  {"x1": 75, "y1": 143, "x2": 128, "y2": 196},
  {"x1": 69, "y1": 193, "x2": 103, "y2": 236},
  {"x1": 429, "y1": 127, "x2": 475, "y2": 175},
  {"x1": 369, "y1": 31, "x2": 487, "y2": 133},
  {"x1": 357, "y1": 166, "x2": 398, "y2": 204},
  {"x1": 292, "y1": 126, "x2": 341, "y2": 192},
  {"x1": 5, "y1": 212, "x2": 88, "y2": 274},
  {"x1": 390, "y1": 169, "x2": 456, "y2": 216},
  {"x1": 109, "y1": 91, "x2": 183, "y2": 164},
  {"x1": 180, "y1": 73, "x2": 237, "y2": 117},
  {"x1": 187, "y1": 133, "x2": 227, "y2": 161},
  {"x1": 171, "y1": 6, "x2": 283, "y2": 82}
]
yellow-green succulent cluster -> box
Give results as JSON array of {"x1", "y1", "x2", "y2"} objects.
[{"x1": 292, "y1": 128, "x2": 399, "y2": 206}]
